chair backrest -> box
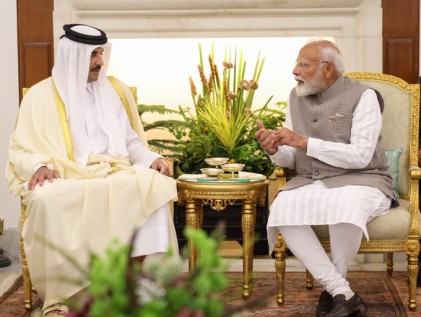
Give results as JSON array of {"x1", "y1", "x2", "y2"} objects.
[
  {"x1": 345, "y1": 73, "x2": 419, "y2": 198},
  {"x1": 129, "y1": 87, "x2": 138, "y2": 103},
  {"x1": 22, "y1": 87, "x2": 29, "y2": 97}
]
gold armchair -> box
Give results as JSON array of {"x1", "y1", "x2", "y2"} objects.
[
  {"x1": 19, "y1": 87, "x2": 34, "y2": 310},
  {"x1": 273, "y1": 72, "x2": 421, "y2": 311},
  {"x1": 19, "y1": 204, "x2": 33, "y2": 310}
]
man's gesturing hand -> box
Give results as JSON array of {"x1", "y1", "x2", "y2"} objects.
[
  {"x1": 272, "y1": 128, "x2": 308, "y2": 150},
  {"x1": 255, "y1": 119, "x2": 308, "y2": 153},
  {"x1": 255, "y1": 119, "x2": 279, "y2": 155}
]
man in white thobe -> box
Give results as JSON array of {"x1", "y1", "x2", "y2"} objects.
[{"x1": 6, "y1": 24, "x2": 179, "y2": 316}]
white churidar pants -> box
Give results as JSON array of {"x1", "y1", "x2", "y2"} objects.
[{"x1": 269, "y1": 180, "x2": 391, "y2": 296}]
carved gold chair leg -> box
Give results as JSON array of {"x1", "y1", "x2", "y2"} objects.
[
  {"x1": 21, "y1": 247, "x2": 33, "y2": 310},
  {"x1": 274, "y1": 233, "x2": 286, "y2": 306},
  {"x1": 386, "y1": 252, "x2": 393, "y2": 278},
  {"x1": 19, "y1": 204, "x2": 33, "y2": 310},
  {"x1": 408, "y1": 252, "x2": 418, "y2": 311},
  {"x1": 305, "y1": 270, "x2": 314, "y2": 289}
]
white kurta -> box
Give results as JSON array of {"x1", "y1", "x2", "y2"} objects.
[{"x1": 267, "y1": 89, "x2": 391, "y2": 252}]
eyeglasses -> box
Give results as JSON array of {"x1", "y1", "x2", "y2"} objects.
[{"x1": 295, "y1": 60, "x2": 329, "y2": 70}]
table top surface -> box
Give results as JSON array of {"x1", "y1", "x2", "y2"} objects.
[{"x1": 177, "y1": 171, "x2": 267, "y2": 184}]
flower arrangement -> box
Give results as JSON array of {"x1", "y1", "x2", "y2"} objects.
[
  {"x1": 191, "y1": 46, "x2": 265, "y2": 156},
  {"x1": 140, "y1": 45, "x2": 285, "y2": 176}
]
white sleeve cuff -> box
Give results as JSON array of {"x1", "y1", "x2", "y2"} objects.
[
  {"x1": 134, "y1": 152, "x2": 163, "y2": 169},
  {"x1": 33, "y1": 163, "x2": 53, "y2": 173},
  {"x1": 306, "y1": 137, "x2": 320, "y2": 158}
]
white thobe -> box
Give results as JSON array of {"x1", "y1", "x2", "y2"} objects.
[
  {"x1": 7, "y1": 77, "x2": 178, "y2": 310},
  {"x1": 85, "y1": 83, "x2": 171, "y2": 257}
]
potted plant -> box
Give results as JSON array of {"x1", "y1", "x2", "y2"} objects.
[
  {"x1": 137, "y1": 46, "x2": 286, "y2": 256},
  {"x1": 138, "y1": 45, "x2": 286, "y2": 177}
]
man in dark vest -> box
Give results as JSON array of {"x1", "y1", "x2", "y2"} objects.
[{"x1": 256, "y1": 39, "x2": 395, "y2": 317}]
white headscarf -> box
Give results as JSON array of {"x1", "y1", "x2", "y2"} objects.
[{"x1": 52, "y1": 25, "x2": 128, "y2": 167}]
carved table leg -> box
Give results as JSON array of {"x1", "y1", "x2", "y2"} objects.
[
  {"x1": 185, "y1": 199, "x2": 202, "y2": 272},
  {"x1": 241, "y1": 199, "x2": 256, "y2": 299}
]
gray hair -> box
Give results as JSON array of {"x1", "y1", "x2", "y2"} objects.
[{"x1": 306, "y1": 39, "x2": 345, "y2": 76}]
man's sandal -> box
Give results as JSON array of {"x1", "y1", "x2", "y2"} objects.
[{"x1": 42, "y1": 303, "x2": 69, "y2": 316}]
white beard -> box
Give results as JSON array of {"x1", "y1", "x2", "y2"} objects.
[{"x1": 295, "y1": 69, "x2": 328, "y2": 96}]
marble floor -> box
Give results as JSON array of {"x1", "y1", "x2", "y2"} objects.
[{"x1": 0, "y1": 261, "x2": 21, "y2": 297}]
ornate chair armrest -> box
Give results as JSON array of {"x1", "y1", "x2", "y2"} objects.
[
  {"x1": 406, "y1": 165, "x2": 420, "y2": 241},
  {"x1": 275, "y1": 167, "x2": 286, "y2": 191},
  {"x1": 275, "y1": 167, "x2": 296, "y2": 191},
  {"x1": 409, "y1": 165, "x2": 421, "y2": 179}
]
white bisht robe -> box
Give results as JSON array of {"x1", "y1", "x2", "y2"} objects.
[{"x1": 6, "y1": 77, "x2": 179, "y2": 309}]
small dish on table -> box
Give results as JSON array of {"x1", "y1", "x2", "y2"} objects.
[
  {"x1": 204, "y1": 157, "x2": 229, "y2": 167},
  {"x1": 200, "y1": 168, "x2": 224, "y2": 178},
  {"x1": 221, "y1": 163, "x2": 245, "y2": 179}
]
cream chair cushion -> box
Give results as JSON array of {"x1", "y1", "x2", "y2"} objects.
[{"x1": 312, "y1": 200, "x2": 421, "y2": 240}]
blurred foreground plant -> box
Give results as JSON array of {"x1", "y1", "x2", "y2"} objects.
[
  {"x1": 30, "y1": 225, "x2": 278, "y2": 317},
  {"x1": 63, "y1": 226, "x2": 235, "y2": 317}
]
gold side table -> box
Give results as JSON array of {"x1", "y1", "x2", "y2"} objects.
[{"x1": 176, "y1": 177, "x2": 269, "y2": 298}]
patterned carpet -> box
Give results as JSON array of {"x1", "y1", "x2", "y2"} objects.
[
  {"x1": 223, "y1": 271, "x2": 418, "y2": 316},
  {"x1": 0, "y1": 275, "x2": 41, "y2": 317},
  {"x1": 1, "y1": 271, "x2": 420, "y2": 316}
]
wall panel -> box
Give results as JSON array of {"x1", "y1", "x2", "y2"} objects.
[
  {"x1": 382, "y1": 0, "x2": 419, "y2": 83},
  {"x1": 21, "y1": 43, "x2": 52, "y2": 88},
  {"x1": 17, "y1": 0, "x2": 54, "y2": 100}
]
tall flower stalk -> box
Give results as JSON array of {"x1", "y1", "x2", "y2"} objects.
[{"x1": 191, "y1": 45, "x2": 269, "y2": 156}]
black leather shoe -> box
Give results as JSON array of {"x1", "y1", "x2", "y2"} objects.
[
  {"x1": 325, "y1": 293, "x2": 368, "y2": 317},
  {"x1": 316, "y1": 291, "x2": 333, "y2": 317}
]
